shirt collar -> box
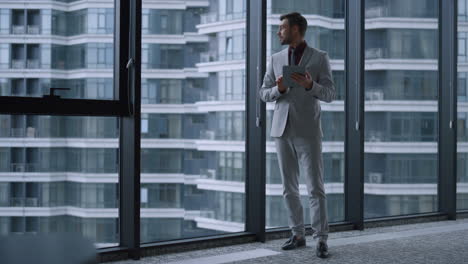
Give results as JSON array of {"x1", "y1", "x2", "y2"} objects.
[{"x1": 289, "y1": 40, "x2": 307, "y2": 54}]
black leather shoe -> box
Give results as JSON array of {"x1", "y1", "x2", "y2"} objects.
[
  {"x1": 281, "y1": 235, "x2": 306, "y2": 250},
  {"x1": 316, "y1": 241, "x2": 329, "y2": 258}
]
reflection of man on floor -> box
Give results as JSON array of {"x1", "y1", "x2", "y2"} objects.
[{"x1": 258, "y1": 12, "x2": 336, "y2": 259}]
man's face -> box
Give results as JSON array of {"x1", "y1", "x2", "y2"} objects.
[{"x1": 277, "y1": 19, "x2": 293, "y2": 45}]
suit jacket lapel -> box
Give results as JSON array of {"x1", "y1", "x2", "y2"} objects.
[
  {"x1": 281, "y1": 48, "x2": 288, "y2": 68},
  {"x1": 299, "y1": 46, "x2": 313, "y2": 67}
]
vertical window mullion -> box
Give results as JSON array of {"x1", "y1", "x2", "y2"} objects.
[{"x1": 345, "y1": 0, "x2": 364, "y2": 229}]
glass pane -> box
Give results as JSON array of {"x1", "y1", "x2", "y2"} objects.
[
  {"x1": 0, "y1": 114, "x2": 119, "y2": 248},
  {"x1": 0, "y1": 2, "x2": 115, "y2": 100},
  {"x1": 265, "y1": 1, "x2": 346, "y2": 233},
  {"x1": 458, "y1": 0, "x2": 468, "y2": 211},
  {"x1": 140, "y1": 0, "x2": 247, "y2": 243},
  {"x1": 364, "y1": 0, "x2": 439, "y2": 218}
]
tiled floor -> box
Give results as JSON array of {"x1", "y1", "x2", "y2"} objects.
[{"x1": 113, "y1": 218, "x2": 468, "y2": 264}]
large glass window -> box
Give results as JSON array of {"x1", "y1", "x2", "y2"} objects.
[
  {"x1": 265, "y1": 0, "x2": 346, "y2": 229},
  {"x1": 140, "y1": 0, "x2": 246, "y2": 243},
  {"x1": 0, "y1": 114, "x2": 119, "y2": 248},
  {"x1": 364, "y1": 0, "x2": 439, "y2": 218},
  {"x1": 458, "y1": 0, "x2": 468, "y2": 211},
  {"x1": 0, "y1": 4, "x2": 115, "y2": 100}
]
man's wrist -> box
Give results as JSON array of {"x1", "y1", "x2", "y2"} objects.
[{"x1": 305, "y1": 81, "x2": 313, "y2": 91}]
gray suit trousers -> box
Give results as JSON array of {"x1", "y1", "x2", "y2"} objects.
[{"x1": 274, "y1": 118, "x2": 329, "y2": 240}]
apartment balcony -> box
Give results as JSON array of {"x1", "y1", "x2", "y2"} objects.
[
  {"x1": 196, "y1": 211, "x2": 245, "y2": 232},
  {"x1": 365, "y1": 90, "x2": 384, "y2": 101},
  {"x1": 200, "y1": 51, "x2": 217, "y2": 63},
  {"x1": 11, "y1": 163, "x2": 26, "y2": 172},
  {"x1": 198, "y1": 92, "x2": 217, "y2": 101},
  {"x1": 365, "y1": 6, "x2": 389, "y2": 18},
  {"x1": 27, "y1": 59, "x2": 40, "y2": 69},
  {"x1": 10, "y1": 163, "x2": 40, "y2": 172},
  {"x1": 9, "y1": 198, "x2": 24, "y2": 207},
  {"x1": 5, "y1": 197, "x2": 52, "y2": 208},
  {"x1": 197, "y1": 13, "x2": 246, "y2": 35},
  {"x1": 366, "y1": 131, "x2": 385, "y2": 142},
  {"x1": 200, "y1": 12, "x2": 246, "y2": 24},
  {"x1": 27, "y1": 25, "x2": 40, "y2": 34},
  {"x1": 200, "y1": 168, "x2": 216, "y2": 179},
  {"x1": 200, "y1": 51, "x2": 245, "y2": 63},
  {"x1": 199, "y1": 129, "x2": 215, "y2": 140},
  {"x1": 197, "y1": 52, "x2": 245, "y2": 72},
  {"x1": 11, "y1": 25, "x2": 25, "y2": 35},
  {"x1": 8, "y1": 127, "x2": 39, "y2": 138},
  {"x1": 365, "y1": 47, "x2": 385, "y2": 59},
  {"x1": 198, "y1": 93, "x2": 244, "y2": 102},
  {"x1": 25, "y1": 198, "x2": 39, "y2": 207},
  {"x1": 200, "y1": 12, "x2": 218, "y2": 24},
  {"x1": 11, "y1": 60, "x2": 25, "y2": 69}
]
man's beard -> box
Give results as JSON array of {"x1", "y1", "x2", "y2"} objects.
[{"x1": 280, "y1": 34, "x2": 291, "y2": 45}]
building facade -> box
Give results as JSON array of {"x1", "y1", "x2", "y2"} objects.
[{"x1": 0, "y1": 0, "x2": 467, "y2": 247}]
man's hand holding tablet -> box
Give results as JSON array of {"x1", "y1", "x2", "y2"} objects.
[{"x1": 283, "y1": 65, "x2": 307, "y2": 88}]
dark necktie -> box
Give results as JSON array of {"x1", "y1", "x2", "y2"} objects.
[{"x1": 291, "y1": 48, "x2": 296, "y2": 66}]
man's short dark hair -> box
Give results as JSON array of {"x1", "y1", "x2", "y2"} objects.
[{"x1": 280, "y1": 12, "x2": 308, "y2": 36}]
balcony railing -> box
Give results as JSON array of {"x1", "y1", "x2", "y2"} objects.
[
  {"x1": 200, "y1": 210, "x2": 215, "y2": 218},
  {"x1": 25, "y1": 197, "x2": 39, "y2": 207},
  {"x1": 11, "y1": 163, "x2": 26, "y2": 172},
  {"x1": 27, "y1": 59, "x2": 39, "y2": 69},
  {"x1": 27, "y1": 25, "x2": 40, "y2": 34},
  {"x1": 10, "y1": 163, "x2": 40, "y2": 172},
  {"x1": 219, "y1": 52, "x2": 245, "y2": 61},
  {"x1": 10, "y1": 128, "x2": 37, "y2": 137},
  {"x1": 200, "y1": 51, "x2": 245, "y2": 63},
  {"x1": 199, "y1": 92, "x2": 217, "y2": 101},
  {"x1": 366, "y1": 131, "x2": 385, "y2": 142},
  {"x1": 200, "y1": 168, "x2": 216, "y2": 179},
  {"x1": 200, "y1": 130, "x2": 215, "y2": 140},
  {"x1": 365, "y1": 6, "x2": 389, "y2": 18},
  {"x1": 200, "y1": 51, "x2": 217, "y2": 63},
  {"x1": 10, "y1": 198, "x2": 24, "y2": 207},
  {"x1": 365, "y1": 90, "x2": 384, "y2": 101},
  {"x1": 201, "y1": 13, "x2": 218, "y2": 24},
  {"x1": 200, "y1": 12, "x2": 246, "y2": 24},
  {"x1": 12, "y1": 60, "x2": 25, "y2": 69},
  {"x1": 365, "y1": 48, "x2": 385, "y2": 59},
  {"x1": 12, "y1": 25, "x2": 25, "y2": 34}
]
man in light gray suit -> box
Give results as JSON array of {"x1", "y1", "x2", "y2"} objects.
[{"x1": 258, "y1": 12, "x2": 335, "y2": 258}]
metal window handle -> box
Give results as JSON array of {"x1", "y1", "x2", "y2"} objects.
[
  {"x1": 355, "y1": 80, "x2": 360, "y2": 131},
  {"x1": 256, "y1": 65, "x2": 262, "y2": 128},
  {"x1": 43, "y1": 87, "x2": 70, "y2": 99},
  {"x1": 449, "y1": 78, "x2": 454, "y2": 131},
  {"x1": 126, "y1": 58, "x2": 135, "y2": 69}
]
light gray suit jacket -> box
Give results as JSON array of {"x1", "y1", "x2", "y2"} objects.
[{"x1": 258, "y1": 46, "x2": 336, "y2": 138}]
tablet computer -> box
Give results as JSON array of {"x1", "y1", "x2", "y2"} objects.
[{"x1": 283, "y1": 65, "x2": 306, "y2": 88}]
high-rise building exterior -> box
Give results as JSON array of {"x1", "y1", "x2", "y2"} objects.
[{"x1": 0, "y1": 0, "x2": 466, "y2": 247}]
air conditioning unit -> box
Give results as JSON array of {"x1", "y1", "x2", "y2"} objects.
[
  {"x1": 369, "y1": 172, "x2": 383, "y2": 184},
  {"x1": 368, "y1": 131, "x2": 383, "y2": 142},
  {"x1": 27, "y1": 59, "x2": 39, "y2": 69},
  {"x1": 365, "y1": 6, "x2": 387, "y2": 18},
  {"x1": 205, "y1": 169, "x2": 216, "y2": 179},
  {"x1": 26, "y1": 127, "x2": 35, "y2": 138},
  {"x1": 365, "y1": 48, "x2": 383, "y2": 59},
  {"x1": 365, "y1": 90, "x2": 384, "y2": 101},
  {"x1": 27, "y1": 25, "x2": 40, "y2": 34},
  {"x1": 201, "y1": 130, "x2": 215, "y2": 140}
]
